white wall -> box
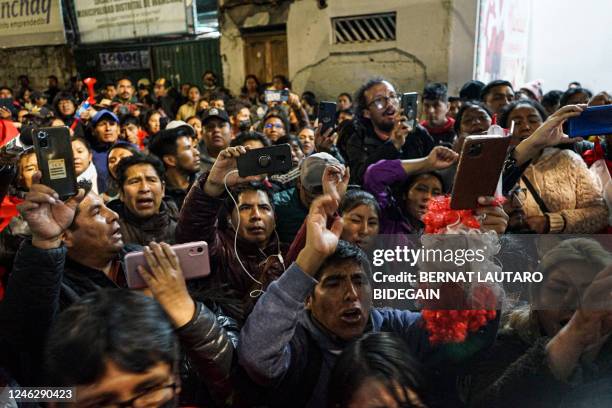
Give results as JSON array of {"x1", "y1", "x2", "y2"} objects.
[
  {"x1": 288, "y1": 0, "x2": 475, "y2": 99},
  {"x1": 219, "y1": 0, "x2": 479, "y2": 98},
  {"x1": 447, "y1": 0, "x2": 478, "y2": 95},
  {"x1": 527, "y1": 0, "x2": 612, "y2": 93}
]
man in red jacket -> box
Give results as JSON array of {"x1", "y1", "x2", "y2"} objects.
[{"x1": 420, "y1": 82, "x2": 456, "y2": 147}]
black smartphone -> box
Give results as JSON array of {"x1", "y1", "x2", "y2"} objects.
[
  {"x1": 32, "y1": 127, "x2": 78, "y2": 200},
  {"x1": 318, "y1": 101, "x2": 337, "y2": 134},
  {"x1": 236, "y1": 144, "x2": 293, "y2": 177},
  {"x1": 401, "y1": 92, "x2": 419, "y2": 128},
  {"x1": 264, "y1": 90, "x2": 289, "y2": 103}
]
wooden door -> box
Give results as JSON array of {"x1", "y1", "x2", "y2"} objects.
[{"x1": 244, "y1": 32, "x2": 288, "y2": 84}]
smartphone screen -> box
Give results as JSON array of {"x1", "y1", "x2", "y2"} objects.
[
  {"x1": 265, "y1": 90, "x2": 281, "y2": 103},
  {"x1": 401, "y1": 92, "x2": 419, "y2": 128},
  {"x1": 318, "y1": 101, "x2": 337, "y2": 134}
]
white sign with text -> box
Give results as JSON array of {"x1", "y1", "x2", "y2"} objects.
[{"x1": 75, "y1": 0, "x2": 190, "y2": 43}]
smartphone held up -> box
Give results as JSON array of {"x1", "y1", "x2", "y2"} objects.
[
  {"x1": 318, "y1": 101, "x2": 337, "y2": 134},
  {"x1": 124, "y1": 241, "x2": 211, "y2": 289},
  {"x1": 567, "y1": 104, "x2": 612, "y2": 137},
  {"x1": 236, "y1": 144, "x2": 293, "y2": 177},
  {"x1": 264, "y1": 89, "x2": 290, "y2": 104},
  {"x1": 450, "y1": 135, "x2": 510, "y2": 210},
  {"x1": 32, "y1": 126, "x2": 78, "y2": 200},
  {"x1": 401, "y1": 92, "x2": 419, "y2": 128}
]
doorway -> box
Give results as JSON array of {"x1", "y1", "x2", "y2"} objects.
[{"x1": 243, "y1": 30, "x2": 288, "y2": 84}]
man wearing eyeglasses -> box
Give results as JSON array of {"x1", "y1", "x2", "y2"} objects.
[
  {"x1": 262, "y1": 110, "x2": 289, "y2": 143},
  {"x1": 44, "y1": 289, "x2": 182, "y2": 408},
  {"x1": 342, "y1": 78, "x2": 435, "y2": 184}
]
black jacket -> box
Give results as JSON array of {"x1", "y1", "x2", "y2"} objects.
[
  {"x1": 109, "y1": 198, "x2": 179, "y2": 246},
  {"x1": 467, "y1": 327, "x2": 612, "y2": 408},
  {"x1": 342, "y1": 120, "x2": 435, "y2": 184},
  {"x1": 0, "y1": 241, "x2": 126, "y2": 384},
  {"x1": 0, "y1": 241, "x2": 239, "y2": 406}
]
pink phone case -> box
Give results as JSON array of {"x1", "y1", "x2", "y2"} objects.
[{"x1": 124, "y1": 241, "x2": 211, "y2": 289}]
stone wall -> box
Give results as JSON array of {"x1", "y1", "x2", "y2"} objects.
[{"x1": 0, "y1": 45, "x2": 76, "y2": 91}]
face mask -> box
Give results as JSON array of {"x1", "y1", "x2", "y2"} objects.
[{"x1": 238, "y1": 119, "x2": 252, "y2": 131}]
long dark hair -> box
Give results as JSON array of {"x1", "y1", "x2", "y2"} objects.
[
  {"x1": 328, "y1": 332, "x2": 428, "y2": 407},
  {"x1": 241, "y1": 74, "x2": 261, "y2": 96}
]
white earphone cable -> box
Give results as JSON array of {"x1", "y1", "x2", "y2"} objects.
[{"x1": 224, "y1": 170, "x2": 264, "y2": 294}]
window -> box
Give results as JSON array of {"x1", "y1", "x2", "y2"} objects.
[
  {"x1": 332, "y1": 12, "x2": 396, "y2": 44},
  {"x1": 195, "y1": 0, "x2": 219, "y2": 34}
]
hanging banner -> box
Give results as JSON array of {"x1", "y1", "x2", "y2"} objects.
[
  {"x1": 474, "y1": 0, "x2": 531, "y2": 87},
  {"x1": 75, "y1": 0, "x2": 191, "y2": 44},
  {"x1": 0, "y1": 0, "x2": 66, "y2": 48}
]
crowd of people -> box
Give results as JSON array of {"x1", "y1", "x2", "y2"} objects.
[{"x1": 0, "y1": 68, "x2": 610, "y2": 408}]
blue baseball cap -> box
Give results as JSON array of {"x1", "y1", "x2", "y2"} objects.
[{"x1": 92, "y1": 109, "x2": 119, "y2": 125}]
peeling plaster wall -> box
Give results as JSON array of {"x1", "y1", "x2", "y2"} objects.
[
  {"x1": 219, "y1": 0, "x2": 478, "y2": 98},
  {"x1": 288, "y1": 0, "x2": 463, "y2": 99},
  {"x1": 447, "y1": 0, "x2": 478, "y2": 95},
  {"x1": 219, "y1": 12, "x2": 246, "y2": 95}
]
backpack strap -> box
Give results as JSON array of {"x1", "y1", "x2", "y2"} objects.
[{"x1": 522, "y1": 175, "x2": 550, "y2": 214}]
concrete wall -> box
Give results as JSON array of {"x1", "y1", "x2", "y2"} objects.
[
  {"x1": 0, "y1": 45, "x2": 76, "y2": 91},
  {"x1": 527, "y1": 0, "x2": 612, "y2": 93},
  {"x1": 219, "y1": 0, "x2": 478, "y2": 98},
  {"x1": 288, "y1": 0, "x2": 457, "y2": 100},
  {"x1": 219, "y1": 12, "x2": 246, "y2": 95},
  {"x1": 447, "y1": 0, "x2": 478, "y2": 95}
]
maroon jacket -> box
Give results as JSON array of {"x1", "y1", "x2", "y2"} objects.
[{"x1": 176, "y1": 174, "x2": 287, "y2": 319}]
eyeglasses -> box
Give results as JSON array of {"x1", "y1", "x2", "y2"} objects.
[
  {"x1": 367, "y1": 94, "x2": 399, "y2": 111},
  {"x1": 264, "y1": 123, "x2": 284, "y2": 130},
  {"x1": 97, "y1": 382, "x2": 177, "y2": 408}
]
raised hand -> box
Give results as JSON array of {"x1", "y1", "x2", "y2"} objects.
[
  {"x1": 526, "y1": 104, "x2": 585, "y2": 149},
  {"x1": 314, "y1": 124, "x2": 336, "y2": 153},
  {"x1": 476, "y1": 196, "x2": 509, "y2": 234},
  {"x1": 296, "y1": 194, "x2": 344, "y2": 277},
  {"x1": 547, "y1": 264, "x2": 612, "y2": 380},
  {"x1": 391, "y1": 110, "x2": 411, "y2": 150},
  {"x1": 425, "y1": 146, "x2": 459, "y2": 170},
  {"x1": 287, "y1": 92, "x2": 302, "y2": 110},
  {"x1": 138, "y1": 242, "x2": 196, "y2": 328},
  {"x1": 204, "y1": 146, "x2": 263, "y2": 197},
  {"x1": 322, "y1": 164, "x2": 349, "y2": 203},
  {"x1": 17, "y1": 172, "x2": 85, "y2": 249}
]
